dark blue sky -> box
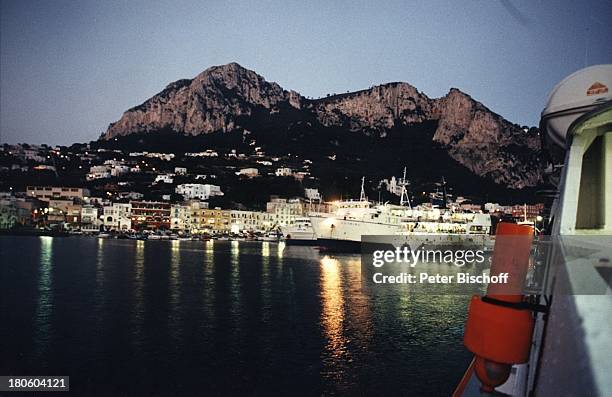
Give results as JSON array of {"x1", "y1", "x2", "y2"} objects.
[{"x1": 1, "y1": 0, "x2": 611, "y2": 145}]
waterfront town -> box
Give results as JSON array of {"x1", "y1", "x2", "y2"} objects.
[{"x1": 0, "y1": 142, "x2": 544, "y2": 236}]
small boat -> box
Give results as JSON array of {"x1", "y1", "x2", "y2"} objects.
[
  {"x1": 280, "y1": 217, "x2": 318, "y2": 245},
  {"x1": 259, "y1": 231, "x2": 282, "y2": 242}
]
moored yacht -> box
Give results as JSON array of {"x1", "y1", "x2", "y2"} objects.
[
  {"x1": 309, "y1": 177, "x2": 404, "y2": 250},
  {"x1": 280, "y1": 217, "x2": 317, "y2": 245}
]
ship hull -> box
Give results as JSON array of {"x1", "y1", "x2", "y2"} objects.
[
  {"x1": 310, "y1": 214, "x2": 402, "y2": 242},
  {"x1": 316, "y1": 238, "x2": 363, "y2": 253},
  {"x1": 285, "y1": 238, "x2": 319, "y2": 246}
]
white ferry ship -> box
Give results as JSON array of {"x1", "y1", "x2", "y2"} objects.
[{"x1": 310, "y1": 176, "x2": 493, "y2": 251}]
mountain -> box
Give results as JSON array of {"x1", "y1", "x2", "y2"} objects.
[
  {"x1": 102, "y1": 62, "x2": 545, "y2": 191},
  {"x1": 105, "y1": 62, "x2": 303, "y2": 137}
]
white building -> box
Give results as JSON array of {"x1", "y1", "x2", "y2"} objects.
[
  {"x1": 175, "y1": 184, "x2": 224, "y2": 200},
  {"x1": 229, "y1": 210, "x2": 269, "y2": 233},
  {"x1": 170, "y1": 204, "x2": 192, "y2": 231},
  {"x1": 266, "y1": 198, "x2": 303, "y2": 226},
  {"x1": 117, "y1": 191, "x2": 144, "y2": 200},
  {"x1": 194, "y1": 174, "x2": 217, "y2": 180},
  {"x1": 27, "y1": 186, "x2": 89, "y2": 202},
  {"x1": 174, "y1": 167, "x2": 187, "y2": 176},
  {"x1": 111, "y1": 165, "x2": 130, "y2": 177},
  {"x1": 459, "y1": 203, "x2": 483, "y2": 213},
  {"x1": 103, "y1": 159, "x2": 122, "y2": 166},
  {"x1": 275, "y1": 167, "x2": 293, "y2": 177},
  {"x1": 388, "y1": 176, "x2": 400, "y2": 196},
  {"x1": 484, "y1": 202, "x2": 503, "y2": 213},
  {"x1": 145, "y1": 152, "x2": 175, "y2": 161},
  {"x1": 237, "y1": 168, "x2": 259, "y2": 178},
  {"x1": 170, "y1": 201, "x2": 210, "y2": 231},
  {"x1": 293, "y1": 171, "x2": 309, "y2": 181},
  {"x1": 304, "y1": 188, "x2": 322, "y2": 201},
  {"x1": 185, "y1": 150, "x2": 218, "y2": 157},
  {"x1": 80, "y1": 206, "x2": 101, "y2": 232},
  {"x1": 101, "y1": 203, "x2": 132, "y2": 230},
  {"x1": 154, "y1": 174, "x2": 174, "y2": 184},
  {"x1": 87, "y1": 165, "x2": 111, "y2": 180}
]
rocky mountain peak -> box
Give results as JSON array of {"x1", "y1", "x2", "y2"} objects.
[
  {"x1": 431, "y1": 87, "x2": 542, "y2": 188},
  {"x1": 105, "y1": 63, "x2": 302, "y2": 138},
  {"x1": 194, "y1": 62, "x2": 289, "y2": 106}
]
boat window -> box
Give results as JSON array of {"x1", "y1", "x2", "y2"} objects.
[{"x1": 576, "y1": 135, "x2": 606, "y2": 230}]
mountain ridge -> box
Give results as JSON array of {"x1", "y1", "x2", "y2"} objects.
[{"x1": 102, "y1": 62, "x2": 545, "y2": 189}]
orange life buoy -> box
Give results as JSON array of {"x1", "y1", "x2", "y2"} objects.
[{"x1": 463, "y1": 222, "x2": 535, "y2": 392}]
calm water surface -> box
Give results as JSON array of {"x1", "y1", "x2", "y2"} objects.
[{"x1": 0, "y1": 236, "x2": 472, "y2": 396}]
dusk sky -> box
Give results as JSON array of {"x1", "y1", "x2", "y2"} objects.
[{"x1": 1, "y1": 0, "x2": 611, "y2": 145}]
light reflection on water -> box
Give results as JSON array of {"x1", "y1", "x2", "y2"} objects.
[
  {"x1": 204, "y1": 239, "x2": 214, "y2": 255},
  {"x1": 277, "y1": 241, "x2": 285, "y2": 258},
  {"x1": 203, "y1": 239, "x2": 215, "y2": 322},
  {"x1": 95, "y1": 237, "x2": 105, "y2": 291},
  {"x1": 319, "y1": 255, "x2": 375, "y2": 392},
  {"x1": 229, "y1": 240, "x2": 241, "y2": 331},
  {"x1": 169, "y1": 239, "x2": 182, "y2": 344},
  {"x1": 261, "y1": 241, "x2": 270, "y2": 257},
  {"x1": 132, "y1": 240, "x2": 145, "y2": 342},
  {"x1": 33, "y1": 236, "x2": 54, "y2": 363},
  {"x1": 1, "y1": 237, "x2": 472, "y2": 395},
  {"x1": 320, "y1": 256, "x2": 347, "y2": 361}
]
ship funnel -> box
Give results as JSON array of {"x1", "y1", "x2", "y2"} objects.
[{"x1": 541, "y1": 64, "x2": 612, "y2": 149}]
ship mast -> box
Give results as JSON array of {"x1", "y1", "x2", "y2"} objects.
[
  {"x1": 441, "y1": 176, "x2": 448, "y2": 210},
  {"x1": 399, "y1": 167, "x2": 412, "y2": 209},
  {"x1": 359, "y1": 176, "x2": 367, "y2": 202}
]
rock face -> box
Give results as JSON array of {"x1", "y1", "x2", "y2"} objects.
[
  {"x1": 102, "y1": 62, "x2": 544, "y2": 188},
  {"x1": 431, "y1": 89, "x2": 542, "y2": 188},
  {"x1": 105, "y1": 63, "x2": 303, "y2": 137},
  {"x1": 313, "y1": 83, "x2": 433, "y2": 133}
]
